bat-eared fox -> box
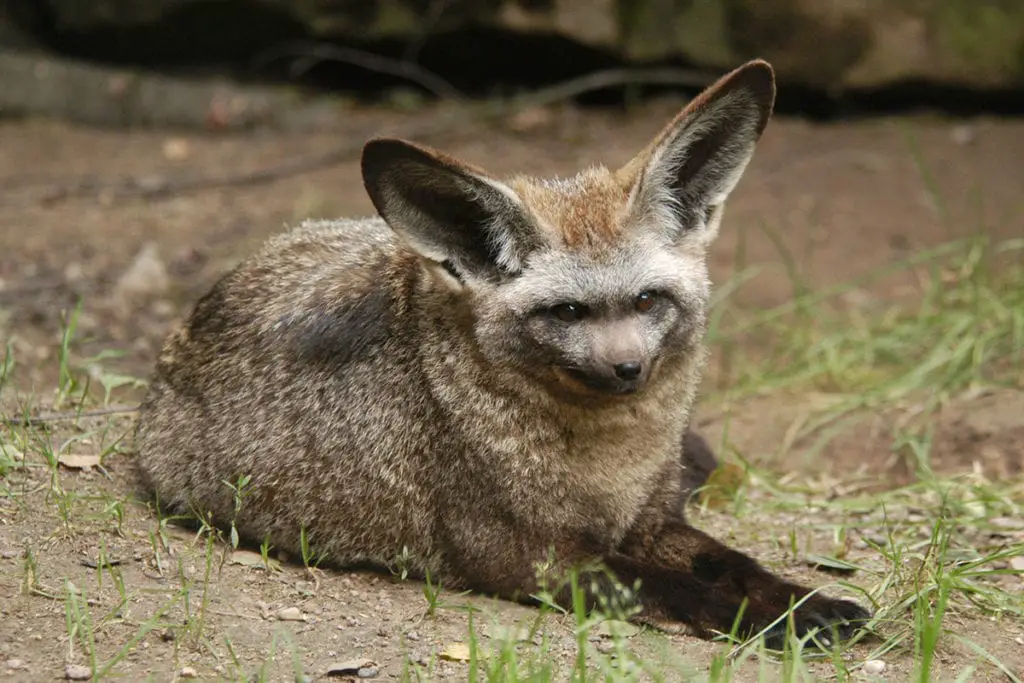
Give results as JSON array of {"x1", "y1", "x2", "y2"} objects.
[{"x1": 136, "y1": 59, "x2": 871, "y2": 649}]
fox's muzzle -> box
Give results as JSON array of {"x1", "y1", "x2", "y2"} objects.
[{"x1": 559, "y1": 362, "x2": 650, "y2": 395}]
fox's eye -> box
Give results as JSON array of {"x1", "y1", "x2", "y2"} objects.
[
  {"x1": 635, "y1": 291, "x2": 658, "y2": 313},
  {"x1": 549, "y1": 302, "x2": 588, "y2": 323}
]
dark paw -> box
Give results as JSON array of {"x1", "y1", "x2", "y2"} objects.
[{"x1": 761, "y1": 595, "x2": 872, "y2": 650}]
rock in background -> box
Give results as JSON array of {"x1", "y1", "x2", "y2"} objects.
[{"x1": 0, "y1": 0, "x2": 1021, "y2": 127}]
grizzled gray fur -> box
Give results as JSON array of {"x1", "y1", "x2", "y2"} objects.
[{"x1": 135, "y1": 60, "x2": 870, "y2": 646}]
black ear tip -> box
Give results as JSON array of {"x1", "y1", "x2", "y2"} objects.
[
  {"x1": 361, "y1": 138, "x2": 447, "y2": 175},
  {"x1": 727, "y1": 59, "x2": 777, "y2": 130},
  {"x1": 733, "y1": 59, "x2": 776, "y2": 98},
  {"x1": 362, "y1": 137, "x2": 402, "y2": 167},
  {"x1": 361, "y1": 138, "x2": 386, "y2": 174},
  {"x1": 739, "y1": 58, "x2": 775, "y2": 80},
  {"x1": 361, "y1": 138, "x2": 425, "y2": 189},
  {"x1": 361, "y1": 138, "x2": 409, "y2": 207},
  {"x1": 731, "y1": 59, "x2": 775, "y2": 89}
]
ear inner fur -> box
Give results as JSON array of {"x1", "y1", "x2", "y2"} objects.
[
  {"x1": 362, "y1": 138, "x2": 543, "y2": 278},
  {"x1": 618, "y1": 59, "x2": 776, "y2": 240}
]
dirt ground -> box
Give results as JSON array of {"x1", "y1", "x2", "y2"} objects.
[{"x1": 1, "y1": 101, "x2": 1023, "y2": 681}]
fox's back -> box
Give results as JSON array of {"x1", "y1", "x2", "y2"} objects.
[{"x1": 135, "y1": 218, "x2": 448, "y2": 569}]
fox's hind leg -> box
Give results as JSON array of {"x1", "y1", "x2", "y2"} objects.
[
  {"x1": 609, "y1": 519, "x2": 870, "y2": 648},
  {"x1": 606, "y1": 459, "x2": 872, "y2": 649}
]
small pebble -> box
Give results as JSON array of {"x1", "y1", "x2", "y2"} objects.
[
  {"x1": 595, "y1": 619, "x2": 640, "y2": 638},
  {"x1": 357, "y1": 667, "x2": 379, "y2": 678},
  {"x1": 65, "y1": 664, "x2": 92, "y2": 680},
  {"x1": 276, "y1": 606, "x2": 304, "y2": 621},
  {"x1": 179, "y1": 666, "x2": 197, "y2": 678},
  {"x1": 863, "y1": 659, "x2": 886, "y2": 675},
  {"x1": 6, "y1": 659, "x2": 24, "y2": 670},
  {"x1": 950, "y1": 125, "x2": 976, "y2": 146},
  {"x1": 162, "y1": 138, "x2": 191, "y2": 161}
]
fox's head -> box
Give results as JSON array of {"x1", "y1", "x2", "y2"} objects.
[{"x1": 362, "y1": 60, "x2": 775, "y2": 400}]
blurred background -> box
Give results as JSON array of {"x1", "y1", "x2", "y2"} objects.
[{"x1": 1, "y1": 0, "x2": 1022, "y2": 478}]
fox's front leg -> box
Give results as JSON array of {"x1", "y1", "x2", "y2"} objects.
[{"x1": 608, "y1": 517, "x2": 870, "y2": 648}]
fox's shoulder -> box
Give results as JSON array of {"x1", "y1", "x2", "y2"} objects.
[
  {"x1": 261, "y1": 217, "x2": 399, "y2": 266},
  {"x1": 176, "y1": 218, "x2": 412, "y2": 367}
]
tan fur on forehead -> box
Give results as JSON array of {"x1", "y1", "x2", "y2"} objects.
[{"x1": 506, "y1": 168, "x2": 633, "y2": 249}]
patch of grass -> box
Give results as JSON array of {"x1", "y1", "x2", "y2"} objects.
[
  {"x1": 299, "y1": 524, "x2": 327, "y2": 585},
  {"x1": 411, "y1": 562, "x2": 879, "y2": 683},
  {"x1": 224, "y1": 473, "x2": 253, "y2": 551},
  {"x1": 422, "y1": 568, "x2": 443, "y2": 617},
  {"x1": 64, "y1": 579, "x2": 98, "y2": 676},
  {"x1": 695, "y1": 154, "x2": 1024, "y2": 679},
  {"x1": 708, "y1": 463, "x2": 1024, "y2": 682},
  {"x1": 259, "y1": 534, "x2": 279, "y2": 572},
  {"x1": 708, "y1": 236, "x2": 1023, "y2": 439},
  {"x1": 0, "y1": 337, "x2": 14, "y2": 395},
  {"x1": 183, "y1": 512, "x2": 220, "y2": 645},
  {"x1": 55, "y1": 300, "x2": 85, "y2": 409},
  {"x1": 706, "y1": 133, "x2": 1022, "y2": 475}
]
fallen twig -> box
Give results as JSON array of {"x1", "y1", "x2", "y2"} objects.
[
  {"x1": 254, "y1": 40, "x2": 467, "y2": 101},
  {"x1": 3, "y1": 404, "x2": 140, "y2": 426},
  {"x1": 17, "y1": 66, "x2": 715, "y2": 204}
]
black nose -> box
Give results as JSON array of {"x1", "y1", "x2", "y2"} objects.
[{"x1": 613, "y1": 361, "x2": 643, "y2": 380}]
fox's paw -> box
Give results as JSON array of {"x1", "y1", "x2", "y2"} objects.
[{"x1": 760, "y1": 594, "x2": 871, "y2": 650}]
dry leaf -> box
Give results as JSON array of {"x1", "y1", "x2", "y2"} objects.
[
  {"x1": 805, "y1": 554, "x2": 860, "y2": 576},
  {"x1": 230, "y1": 550, "x2": 274, "y2": 569},
  {"x1": 58, "y1": 454, "x2": 100, "y2": 470},
  {"x1": 697, "y1": 462, "x2": 746, "y2": 509},
  {"x1": 439, "y1": 642, "x2": 472, "y2": 662}
]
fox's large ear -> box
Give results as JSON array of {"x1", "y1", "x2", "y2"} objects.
[
  {"x1": 619, "y1": 59, "x2": 775, "y2": 244},
  {"x1": 361, "y1": 139, "x2": 540, "y2": 282}
]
